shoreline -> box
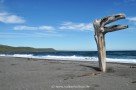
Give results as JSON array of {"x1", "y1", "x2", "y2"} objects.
[
  {"x1": 1, "y1": 56, "x2": 136, "y2": 65},
  {"x1": 0, "y1": 56, "x2": 136, "y2": 90}
]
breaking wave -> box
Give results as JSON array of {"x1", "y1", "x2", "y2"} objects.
[{"x1": 0, "y1": 54, "x2": 136, "y2": 64}]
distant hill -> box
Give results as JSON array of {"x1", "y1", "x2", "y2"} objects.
[{"x1": 0, "y1": 45, "x2": 56, "y2": 53}]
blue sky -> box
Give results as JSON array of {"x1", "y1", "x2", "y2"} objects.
[{"x1": 0, "y1": 0, "x2": 136, "y2": 51}]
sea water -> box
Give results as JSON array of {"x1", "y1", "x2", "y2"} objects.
[{"x1": 0, "y1": 51, "x2": 136, "y2": 63}]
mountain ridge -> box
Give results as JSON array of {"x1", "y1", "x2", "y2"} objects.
[{"x1": 0, "y1": 44, "x2": 56, "y2": 53}]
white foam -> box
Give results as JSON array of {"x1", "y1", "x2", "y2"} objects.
[
  {"x1": 0, "y1": 54, "x2": 7, "y2": 56},
  {"x1": 106, "y1": 58, "x2": 136, "y2": 63},
  {"x1": 36, "y1": 55, "x2": 98, "y2": 61},
  {"x1": 0, "y1": 54, "x2": 136, "y2": 64},
  {"x1": 0, "y1": 54, "x2": 33, "y2": 58},
  {"x1": 13, "y1": 54, "x2": 33, "y2": 58}
]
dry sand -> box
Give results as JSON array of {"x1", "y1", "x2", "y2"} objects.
[{"x1": 0, "y1": 57, "x2": 136, "y2": 90}]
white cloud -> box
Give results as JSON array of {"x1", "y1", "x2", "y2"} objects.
[
  {"x1": 0, "y1": 12, "x2": 25, "y2": 24},
  {"x1": 39, "y1": 26, "x2": 55, "y2": 31},
  {"x1": 127, "y1": 17, "x2": 136, "y2": 22},
  {"x1": 13, "y1": 25, "x2": 55, "y2": 31},
  {"x1": 59, "y1": 22, "x2": 93, "y2": 31},
  {"x1": 12, "y1": 21, "x2": 94, "y2": 32},
  {"x1": 0, "y1": 32, "x2": 62, "y2": 38},
  {"x1": 14, "y1": 26, "x2": 38, "y2": 30}
]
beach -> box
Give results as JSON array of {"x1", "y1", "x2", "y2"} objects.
[{"x1": 0, "y1": 56, "x2": 136, "y2": 90}]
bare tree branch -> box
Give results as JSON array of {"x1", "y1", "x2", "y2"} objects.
[
  {"x1": 100, "y1": 13, "x2": 126, "y2": 27},
  {"x1": 104, "y1": 25, "x2": 128, "y2": 34}
]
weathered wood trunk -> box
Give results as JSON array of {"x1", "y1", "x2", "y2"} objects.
[
  {"x1": 97, "y1": 34, "x2": 106, "y2": 72},
  {"x1": 93, "y1": 13, "x2": 128, "y2": 72},
  {"x1": 94, "y1": 20, "x2": 107, "y2": 72}
]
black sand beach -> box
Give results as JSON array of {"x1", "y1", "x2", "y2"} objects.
[{"x1": 0, "y1": 57, "x2": 136, "y2": 90}]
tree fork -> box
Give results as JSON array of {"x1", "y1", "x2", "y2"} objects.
[{"x1": 93, "y1": 13, "x2": 128, "y2": 72}]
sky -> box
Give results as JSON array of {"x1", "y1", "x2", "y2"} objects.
[{"x1": 0, "y1": 0, "x2": 136, "y2": 51}]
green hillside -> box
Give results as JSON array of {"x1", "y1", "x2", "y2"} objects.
[{"x1": 0, "y1": 45, "x2": 56, "y2": 53}]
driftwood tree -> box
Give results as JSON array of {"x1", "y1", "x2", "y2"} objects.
[{"x1": 93, "y1": 13, "x2": 128, "y2": 72}]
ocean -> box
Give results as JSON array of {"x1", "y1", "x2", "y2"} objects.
[{"x1": 0, "y1": 51, "x2": 136, "y2": 63}]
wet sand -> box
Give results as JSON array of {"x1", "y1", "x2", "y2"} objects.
[{"x1": 0, "y1": 57, "x2": 136, "y2": 90}]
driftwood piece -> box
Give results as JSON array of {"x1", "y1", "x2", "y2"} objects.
[{"x1": 93, "y1": 13, "x2": 128, "y2": 72}]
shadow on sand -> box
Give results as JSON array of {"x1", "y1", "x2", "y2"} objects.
[{"x1": 79, "y1": 64, "x2": 101, "y2": 71}]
